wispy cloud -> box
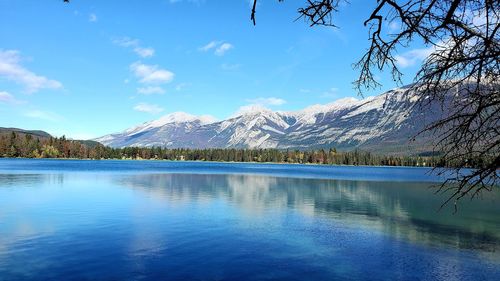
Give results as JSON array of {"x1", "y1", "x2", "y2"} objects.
[
  {"x1": 89, "y1": 13, "x2": 98, "y2": 22},
  {"x1": 134, "y1": 47, "x2": 155, "y2": 58},
  {"x1": 215, "y1": 43, "x2": 233, "y2": 56},
  {"x1": 232, "y1": 104, "x2": 271, "y2": 117},
  {"x1": 395, "y1": 47, "x2": 433, "y2": 68},
  {"x1": 387, "y1": 21, "x2": 400, "y2": 32},
  {"x1": 24, "y1": 110, "x2": 63, "y2": 122},
  {"x1": 133, "y1": 102, "x2": 164, "y2": 114},
  {"x1": 246, "y1": 97, "x2": 286, "y2": 106},
  {"x1": 130, "y1": 62, "x2": 174, "y2": 84},
  {"x1": 113, "y1": 37, "x2": 155, "y2": 58},
  {"x1": 0, "y1": 91, "x2": 24, "y2": 104},
  {"x1": 299, "y1": 88, "x2": 311, "y2": 93},
  {"x1": 199, "y1": 41, "x2": 233, "y2": 56},
  {"x1": 175, "y1": 83, "x2": 189, "y2": 91},
  {"x1": 231, "y1": 97, "x2": 286, "y2": 117},
  {"x1": 199, "y1": 41, "x2": 219, "y2": 52},
  {"x1": 0, "y1": 50, "x2": 63, "y2": 93},
  {"x1": 137, "y1": 86, "x2": 165, "y2": 95},
  {"x1": 320, "y1": 87, "x2": 339, "y2": 98},
  {"x1": 113, "y1": 37, "x2": 139, "y2": 48}
]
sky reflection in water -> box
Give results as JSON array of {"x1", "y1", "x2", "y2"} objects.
[{"x1": 0, "y1": 160, "x2": 499, "y2": 280}]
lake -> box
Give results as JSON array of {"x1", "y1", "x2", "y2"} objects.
[{"x1": 0, "y1": 159, "x2": 498, "y2": 280}]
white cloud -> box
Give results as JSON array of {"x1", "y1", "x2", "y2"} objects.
[
  {"x1": 133, "y1": 102, "x2": 164, "y2": 114},
  {"x1": 215, "y1": 43, "x2": 233, "y2": 56},
  {"x1": 231, "y1": 96, "x2": 285, "y2": 118},
  {"x1": 130, "y1": 62, "x2": 174, "y2": 84},
  {"x1": 320, "y1": 87, "x2": 339, "y2": 98},
  {"x1": 113, "y1": 37, "x2": 139, "y2": 48},
  {"x1": 232, "y1": 104, "x2": 271, "y2": 117},
  {"x1": 24, "y1": 110, "x2": 63, "y2": 122},
  {"x1": 388, "y1": 21, "x2": 400, "y2": 32},
  {"x1": 134, "y1": 47, "x2": 155, "y2": 58},
  {"x1": 137, "y1": 86, "x2": 165, "y2": 95},
  {"x1": 175, "y1": 83, "x2": 188, "y2": 91},
  {"x1": 0, "y1": 50, "x2": 63, "y2": 93},
  {"x1": 471, "y1": 10, "x2": 487, "y2": 27},
  {"x1": 395, "y1": 47, "x2": 434, "y2": 68},
  {"x1": 299, "y1": 88, "x2": 311, "y2": 93},
  {"x1": 199, "y1": 41, "x2": 219, "y2": 52},
  {"x1": 89, "y1": 13, "x2": 97, "y2": 22},
  {"x1": 246, "y1": 97, "x2": 286, "y2": 106},
  {"x1": 113, "y1": 37, "x2": 155, "y2": 58},
  {"x1": 0, "y1": 91, "x2": 24, "y2": 104},
  {"x1": 465, "y1": 8, "x2": 495, "y2": 31},
  {"x1": 199, "y1": 41, "x2": 234, "y2": 56}
]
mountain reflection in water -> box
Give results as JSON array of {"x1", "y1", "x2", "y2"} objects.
[
  {"x1": 115, "y1": 173, "x2": 500, "y2": 252},
  {"x1": 1, "y1": 167, "x2": 499, "y2": 281}
]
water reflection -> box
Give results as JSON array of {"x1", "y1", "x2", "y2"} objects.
[
  {"x1": 1, "y1": 171, "x2": 499, "y2": 280},
  {"x1": 0, "y1": 174, "x2": 64, "y2": 187},
  {"x1": 116, "y1": 173, "x2": 500, "y2": 252}
]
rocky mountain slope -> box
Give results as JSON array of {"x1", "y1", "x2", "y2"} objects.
[{"x1": 95, "y1": 86, "x2": 440, "y2": 153}]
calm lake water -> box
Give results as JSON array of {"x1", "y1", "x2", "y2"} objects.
[{"x1": 0, "y1": 159, "x2": 498, "y2": 280}]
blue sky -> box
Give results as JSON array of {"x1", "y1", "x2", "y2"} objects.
[{"x1": 0, "y1": 0, "x2": 429, "y2": 139}]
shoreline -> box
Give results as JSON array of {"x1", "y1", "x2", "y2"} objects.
[
  {"x1": 0, "y1": 157, "x2": 448, "y2": 184},
  {"x1": 0, "y1": 157, "x2": 441, "y2": 169}
]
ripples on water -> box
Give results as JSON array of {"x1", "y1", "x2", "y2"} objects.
[{"x1": 0, "y1": 159, "x2": 498, "y2": 280}]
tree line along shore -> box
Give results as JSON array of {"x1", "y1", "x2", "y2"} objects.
[{"x1": 0, "y1": 131, "x2": 479, "y2": 168}]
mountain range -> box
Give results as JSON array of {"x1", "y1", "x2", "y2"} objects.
[{"x1": 95, "y1": 85, "x2": 440, "y2": 154}]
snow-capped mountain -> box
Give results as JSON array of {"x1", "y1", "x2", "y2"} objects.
[{"x1": 95, "y1": 86, "x2": 438, "y2": 153}]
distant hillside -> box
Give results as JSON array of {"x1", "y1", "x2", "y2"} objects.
[
  {"x1": 0, "y1": 127, "x2": 52, "y2": 139},
  {"x1": 0, "y1": 128, "x2": 107, "y2": 159},
  {"x1": 77, "y1": 140, "x2": 102, "y2": 148},
  {"x1": 0, "y1": 127, "x2": 102, "y2": 148}
]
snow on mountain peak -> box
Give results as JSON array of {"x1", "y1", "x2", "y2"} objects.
[
  {"x1": 289, "y1": 97, "x2": 361, "y2": 125},
  {"x1": 232, "y1": 104, "x2": 273, "y2": 118},
  {"x1": 150, "y1": 112, "x2": 197, "y2": 126},
  {"x1": 151, "y1": 112, "x2": 217, "y2": 126},
  {"x1": 95, "y1": 85, "x2": 438, "y2": 151},
  {"x1": 124, "y1": 112, "x2": 217, "y2": 134}
]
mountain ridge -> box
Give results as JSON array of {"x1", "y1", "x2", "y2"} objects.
[
  {"x1": 0, "y1": 127, "x2": 52, "y2": 139},
  {"x1": 95, "y1": 85, "x2": 436, "y2": 154}
]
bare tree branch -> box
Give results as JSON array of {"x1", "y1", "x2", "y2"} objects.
[{"x1": 250, "y1": 0, "x2": 500, "y2": 208}]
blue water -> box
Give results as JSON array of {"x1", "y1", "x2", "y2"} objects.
[
  {"x1": 0, "y1": 159, "x2": 498, "y2": 280},
  {"x1": 0, "y1": 158, "x2": 447, "y2": 182}
]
